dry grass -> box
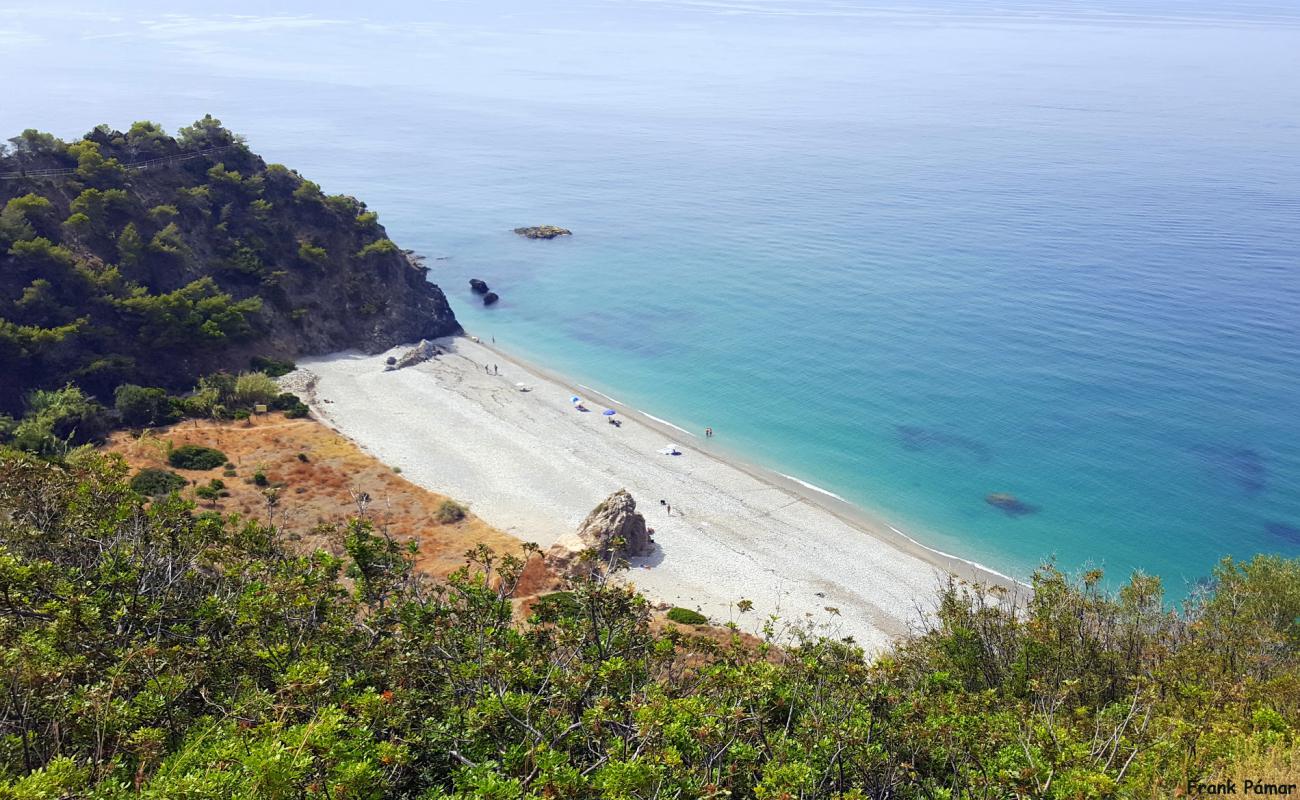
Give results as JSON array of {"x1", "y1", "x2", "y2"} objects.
[{"x1": 105, "y1": 414, "x2": 543, "y2": 582}]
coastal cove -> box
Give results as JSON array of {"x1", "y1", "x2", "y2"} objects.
[{"x1": 286, "y1": 336, "x2": 1019, "y2": 650}]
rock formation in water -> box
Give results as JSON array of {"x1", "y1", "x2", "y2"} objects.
[
  {"x1": 469, "y1": 278, "x2": 489, "y2": 294},
  {"x1": 513, "y1": 225, "x2": 572, "y2": 240},
  {"x1": 482, "y1": 291, "x2": 499, "y2": 306},
  {"x1": 548, "y1": 490, "x2": 652, "y2": 572}
]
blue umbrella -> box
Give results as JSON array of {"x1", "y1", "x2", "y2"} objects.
[
  {"x1": 571, "y1": 396, "x2": 581, "y2": 404},
  {"x1": 603, "y1": 409, "x2": 616, "y2": 416}
]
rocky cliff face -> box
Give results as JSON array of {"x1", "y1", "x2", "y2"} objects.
[
  {"x1": 0, "y1": 118, "x2": 460, "y2": 412},
  {"x1": 549, "y1": 489, "x2": 653, "y2": 572}
]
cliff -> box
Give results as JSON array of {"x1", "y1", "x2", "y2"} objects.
[{"x1": 0, "y1": 117, "x2": 460, "y2": 413}]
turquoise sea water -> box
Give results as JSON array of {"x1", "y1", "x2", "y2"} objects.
[{"x1": 5, "y1": 1, "x2": 1300, "y2": 592}]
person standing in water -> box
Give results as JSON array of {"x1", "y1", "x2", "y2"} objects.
[{"x1": 705, "y1": 427, "x2": 713, "y2": 438}]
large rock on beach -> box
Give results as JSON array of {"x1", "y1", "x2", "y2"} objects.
[
  {"x1": 385, "y1": 339, "x2": 439, "y2": 371},
  {"x1": 513, "y1": 225, "x2": 572, "y2": 240},
  {"x1": 549, "y1": 490, "x2": 652, "y2": 572}
]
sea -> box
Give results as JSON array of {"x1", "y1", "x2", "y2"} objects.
[{"x1": 5, "y1": 0, "x2": 1299, "y2": 595}]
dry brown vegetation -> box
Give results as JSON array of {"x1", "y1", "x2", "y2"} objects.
[{"x1": 105, "y1": 413, "x2": 537, "y2": 582}]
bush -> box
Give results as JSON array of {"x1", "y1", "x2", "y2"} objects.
[
  {"x1": 252, "y1": 470, "x2": 269, "y2": 487},
  {"x1": 11, "y1": 387, "x2": 110, "y2": 455},
  {"x1": 129, "y1": 468, "x2": 187, "y2": 497},
  {"x1": 167, "y1": 444, "x2": 227, "y2": 470},
  {"x1": 232, "y1": 372, "x2": 279, "y2": 406},
  {"x1": 666, "y1": 607, "x2": 708, "y2": 625},
  {"x1": 115, "y1": 384, "x2": 174, "y2": 427},
  {"x1": 251, "y1": 356, "x2": 296, "y2": 378},
  {"x1": 270, "y1": 392, "x2": 302, "y2": 411},
  {"x1": 435, "y1": 499, "x2": 466, "y2": 524},
  {"x1": 356, "y1": 238, "x2": 398, "y2": 259},
  {"x1": 284, "y1": 403, "x2": 309, "y2": 419},
  {"x1": 531, "y1": 591, "x2": 580, "y2": 622}
]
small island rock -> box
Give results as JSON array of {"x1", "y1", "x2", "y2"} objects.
[
  {"x1": 482, "y1": 292, "x2": 499, "y2": 306},
  {"x1": 469, "y1": 278, "x2": 489, "y2": 295},
  {"x1": 513, "y1": 225, "x2": 572, "y2": 240}
]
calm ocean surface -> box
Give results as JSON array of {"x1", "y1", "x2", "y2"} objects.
[{"x1": 5, "y1": 0, "x2": 1300, "y2": 592}]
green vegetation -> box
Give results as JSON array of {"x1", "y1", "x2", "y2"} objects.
[
  {"x1": 167, "y1": 443, "x2": 227, "y2": 470},
  {"x1": 0, "y1": 119, "x2": 455, "y2": 418},
  {"x1": 0, "y1": 447, "x2": 1296, "y2": 797},
  {"x1": 113, "y1": 383, "x2": 175, "y2": 427},
  {"x1": 665, "y1": 606, "x2": 708, "y2": 625},
  {"x1": 251, "y1": 355, "x2": 296, "y2": 378},
  {"x1": 435, "y1": 498, "x2": 467, "y2": 524},
  {"x1": 128, "y1": 466, "x2": 187, "y2": 496}
]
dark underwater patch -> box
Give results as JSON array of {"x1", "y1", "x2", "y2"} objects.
[
  {"x1": 985, "y1": 492, "x2": 1040, "y2": 518},
  {"x1": 1265, "y1": 521, "x2": 1300, "y2": 546},
  {"x1": 1190, "y1": 444, "x2": 1267, "y2": 495}
]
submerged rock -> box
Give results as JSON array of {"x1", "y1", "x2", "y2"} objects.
[
  {"x1": 985, "y1": 492, "x2": 1039, "y2": 517},
  {"x1": 469, "y1": 278, "x2": 490, "y2": 295},
  {"x1": 548, "y1": 490, "x2": 652, "y2": 573},
  {"x1": 482, "y1": 291, "x2": 499, "y2": 306},
  {"x1": 513, "y1": 225, "x2": 572, "y2": 240}
]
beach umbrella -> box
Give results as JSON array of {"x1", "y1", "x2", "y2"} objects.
[
  {"x1": 603, "y1": 409, "x2": 616, "y2": 416},
  {"x1": 571, "y1": 396, "x2": 581, "y2": 405}
]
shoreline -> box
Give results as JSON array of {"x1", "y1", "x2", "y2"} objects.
[
  {"x1": 473, "y1": 335, "x2": 1024, "y2": 592},
  {"x1": 288, "y1": 334, "x2": 1022, "y2": 651}
]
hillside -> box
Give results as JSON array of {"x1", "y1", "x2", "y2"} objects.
[
  {"x1": 0, "y1": 446, "x2": 1297, "y2": 797},
  {"x1": 0, "y1": 117, "x2": 459, "y2": 414}
]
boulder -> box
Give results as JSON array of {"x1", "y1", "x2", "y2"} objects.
[
  {"x1": 483, "y1": 291, "x2": 499, "y2": 306},
  {"x1": 385, "y1": 339, "x2": 439, "y2": 371},
  {"x1": 549, "y1": 490, "x2": 653, "y2": 572},
  {"x1": 513, "y1": 225, "x2": 572, "y2": 240},
  {"x1": 469, "y1": 278, "x2": 490, "y2": 295}
]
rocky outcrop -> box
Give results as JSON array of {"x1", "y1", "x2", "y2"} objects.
[
  {"x1": 385, "y1": 339, "x2": 440, "y2": 371},
  {"x1": 469, "y1": 278, "x2": 489, "y2": 295},
  {"x1": 0, "y1": 119, "x2": 462, "y2": 412},
  {"x1": 483, "y1": 291, "x2": 499, "y2": 306},
  {"x1": 513, "y1": 225, "x2": 572, "y2": 240},
  {"x1": 548, "y1": 490, "x2": 652, "y2": 572}
]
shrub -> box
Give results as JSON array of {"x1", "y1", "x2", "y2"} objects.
[
  {"x1": 356, "y1": 238, "x2": 398, "y2": 259},
  {"x1": 114, "y1": 384, "x2": 173, "y2": 427},
  {"x1": 194, "y1": 484, "x2": 220, "y2": 505},
  {"x1": 11, "y1": 387, "x2": 110, "y2": 455},
  {"x1": 531, "y1": 591, "x2": 580, "y2": 622},
  {"x1": 129, "y1": 468, "x2": 187, "y2": 497},
  {"x1": 298, "y1": 241, "x2": 328, "y2": 266},
  {"x1": 251, "y1": 357, "x2": 296, "y2": 378},
  {"x1": 435, "y1": 499, "x2": 466, "y2": 524},
  {"x1": 284, "y1": 403, "x2": 309, "y2": 419},
  {"x1": 233, "y1": 372, "x2": 279, "y2": 406},
  {"x1": 167, "y1": 444, "x2": 227, "y2": 470},
  {"x1": 270, "y1": 392, "x2": 301, "y2": 411},
  {"x1": 296, "y1": 453, "x2": 309, "y2": 463},
  {"x1": 666, "y1": 607, "x2": 708, "y2": 625},
  {"x1": 252, "y1": 470, "x2": 269, "y2": 487}
]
